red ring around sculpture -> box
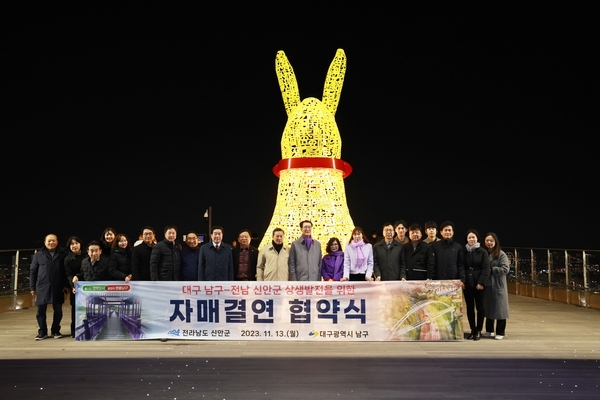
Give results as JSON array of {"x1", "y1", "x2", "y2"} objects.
[{"x1": 273, "y1": 157, "x2": 353, "y2": 178}]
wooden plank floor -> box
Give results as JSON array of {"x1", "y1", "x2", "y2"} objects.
[{"x1": 1, "y1": 294, "x2": 599, "y2": 399}]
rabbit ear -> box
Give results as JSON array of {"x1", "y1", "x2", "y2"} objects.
[
  {"x1": 276, "y1": 50, "x2": 301, "y2": 116},
  {"x1": 322, "y1": 49, "x2": 346, "y2": 115}
]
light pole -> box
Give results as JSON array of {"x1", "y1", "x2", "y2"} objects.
[{"x1": 204, "y1": 206, "x2": 212, "y2": 236}]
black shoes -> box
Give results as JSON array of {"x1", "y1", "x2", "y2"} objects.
[{"x1": 467, "y1": 331, "x2": 482, "y2": 340}]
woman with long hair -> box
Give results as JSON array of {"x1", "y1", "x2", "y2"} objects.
[
  {"x1": 461, "y1": 229, "x2": 490, "y2": 340},
  {"x1": 100, "y1": 227, "x2": 117, "y2": 258},
  {"x1": 64, "y1": 235, "x2": 85, "y2": 338},
  {"x1": 483, "y1": 232, "x2": 510, "y2": 340},
  {"x1": 108, "y1": 233, "x2": 132, "y2": 282},
  {"x1": 342, "y1": 226, "x2": 374, "y2": 282}
]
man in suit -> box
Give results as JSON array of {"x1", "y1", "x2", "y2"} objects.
[{"x1": 198, "y1": 226, "x2": 234, "y2": 281}]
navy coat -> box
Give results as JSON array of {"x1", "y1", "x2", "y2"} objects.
[{"x1": 198, "y1": 242, "x2": 234, "y2": 281}]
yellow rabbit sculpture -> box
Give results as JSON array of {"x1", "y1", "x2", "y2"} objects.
[{"x1": 258, "y1": 49, "x2": 355, "y2": 254}]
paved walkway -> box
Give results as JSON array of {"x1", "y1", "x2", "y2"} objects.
[{"x1": 1, "y1": 294, "x2": 599, "y2": 399}]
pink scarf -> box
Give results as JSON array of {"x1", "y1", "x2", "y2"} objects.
[{"x1": 350, "y1": 240, "x2": 366, "y2": 268}]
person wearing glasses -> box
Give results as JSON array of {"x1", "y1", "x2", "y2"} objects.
[
  {"x1": 131, "y1": 226, "x2": 156, "y2": 281},
  {"x1": 232, "y1": 229, "x2": 259, "y2": 281},
  {"x1": 373, "y1": 223, "x2": 406, "y2": 281},
  {"x1": 180, "y1": 231, "x2": 201, "y2": 281}
]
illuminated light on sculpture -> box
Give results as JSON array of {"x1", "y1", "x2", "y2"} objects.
[{"x1": 259, "y1": 49, "x2": 355, "y2": 253}]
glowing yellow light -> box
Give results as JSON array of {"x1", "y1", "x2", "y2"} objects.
[{"x1": 259, "y1": 49, "x2": 355, "y2": 253}]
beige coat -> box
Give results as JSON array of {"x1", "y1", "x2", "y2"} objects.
[{"x1": 257, "y1": 243, "x2": 290, "y2": 281}]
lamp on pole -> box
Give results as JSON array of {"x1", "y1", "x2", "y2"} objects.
[{"x1": 204, "y1": 206, "x2": 212, "y2": 236}]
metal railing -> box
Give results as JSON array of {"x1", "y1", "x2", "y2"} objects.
[
  {"x1": 505, "y1": 247, "x2": 600, "y2": 293},
  {"x1": 2, "y1": 246, "x2": 600, "y2": 311},
  {"x1": 0, "y1": 248, "x2": 37, "y2": 310}
]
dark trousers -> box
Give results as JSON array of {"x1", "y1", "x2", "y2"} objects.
[
  {"x1": 349, "y1": 273, "x2": 366, "y2": 281},
  {"x1": 485, "y1": 318, "x2": 506, "y2": 335},
  {"x1": 36, "y1": 303, "x2": 63, "y2": 335},
  {"x1": 464, "y1": 287, "x2": 485, "y2": 332}
]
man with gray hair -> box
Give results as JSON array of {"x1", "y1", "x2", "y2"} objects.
[
  {"x1": 257, "y1": 228, "x2": 290, "y2": 281},
  {"x1": 289, "y1": 220, "x2": 322, "y2": 281}
]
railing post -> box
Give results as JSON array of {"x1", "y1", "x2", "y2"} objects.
[
  {"x1": 531, "y1": 249, "x2": 535, "y2": 282},
  {"x1": 582, "y1": 250, "x2": 589, "y2": 308},
  {"x1": 512, "y1": 248, "x2": 519, "y2": 295},
  {"x1": 513, "y1": 248, "x2": 518, "y2": 278},
  {"x1": 547, "y1": 249, "x2": 552, "y2": 285},
  {"x1": 565, "y1": 250, "x2": 571, "y2": 289},
  {"x1": 582, "y1": 251, "x2": 588, "y2": 289},
  {"x1": 11, "y1": 250, "x2": 20, "y2": 311}
]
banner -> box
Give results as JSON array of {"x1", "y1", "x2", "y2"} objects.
[{"x1": 74, "y1": 280, "x2": 464, "y2": 341}]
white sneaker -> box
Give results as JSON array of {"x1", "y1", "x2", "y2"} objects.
[
  {"x1": 494, "y1": 335, "x2": 504, "y2": 340},
  {"x1": 483, "y1": 332, "x2": 495, "y2": 338}
]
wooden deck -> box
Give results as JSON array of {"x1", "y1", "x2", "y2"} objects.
[{"x1": 1, "y1": 294, "x2": 599, "y2": 399}]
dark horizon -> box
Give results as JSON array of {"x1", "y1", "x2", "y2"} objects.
[{"x1": 3, "y1": 4, "x2": 598, "y2": 251}]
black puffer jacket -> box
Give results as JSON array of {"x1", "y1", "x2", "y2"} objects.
[
  {"x1": 65, "y1": 252, "x2": 85, "y2": 289},
  {"x1": 149, "y1": 240, "x2": 181, "y2": 281},
  {"x1": 461, "y1": 246, "x2": 491, "y2": 288},
  {"x1": 109, "y1": 247, "x2": 131, "y2": 280}
]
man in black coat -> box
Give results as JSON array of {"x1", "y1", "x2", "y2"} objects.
[
  {"x1": 150, "y1": 225, "x2": 181, "y2": 281},
  {"x1": 373, "y1": 223, "x2": 406, "y2": 281},
  {"x1": 404, "y1": 223, "x2": 435, "y2": 280},
  {"x1": 431, "y1": 221, "x2": 466, "y2": 286},
  {"x1": 131, "y1": 226, "x2": 156, "y2": 281},
  {"x1": 30, "y1": 234, "x2": 68, "y2": 340},
  {"x1": 79, "y1": 240, "x2": 111, "y2": 281}
]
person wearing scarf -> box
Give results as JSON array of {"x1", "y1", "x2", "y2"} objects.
[
  {"x1": 342, "y1": 227, "x2": 374, "y2": 281},
  {"x1": 322, "y1": 237, "x2": 344, "y2": 281},
  {"x1": 461, "y1": 229, "x2": 491, "y2": 341},
  {"x1": 289, "y1": 220, "x2": 322, "y2": 281}
]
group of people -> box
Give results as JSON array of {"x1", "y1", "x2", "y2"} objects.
[
  {"x1": 29, "y1": 219, "x2": 510, "y2": 341},
  {"x1": 320, "y1": 220, "x2": 510, "y2": 341}
]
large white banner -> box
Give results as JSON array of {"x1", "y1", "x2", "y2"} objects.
[{"x1": 75, "y1": 280, "x2": 464, "y2": 341}]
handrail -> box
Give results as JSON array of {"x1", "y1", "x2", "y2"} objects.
[
  {"x1": 504, "y1": 246, "x2": 599, "y2": 292},
  {"x1": 2, "y1": 246, "x2": 600, "y2": 311}
]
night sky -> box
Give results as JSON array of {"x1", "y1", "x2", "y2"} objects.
[{"x1": 3, "y1": 4, "x2": 598, "y2": 251}]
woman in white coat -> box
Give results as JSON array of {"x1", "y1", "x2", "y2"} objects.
[{"x1": 342, "y1": 227, "x2": 374, "y2": 282}]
